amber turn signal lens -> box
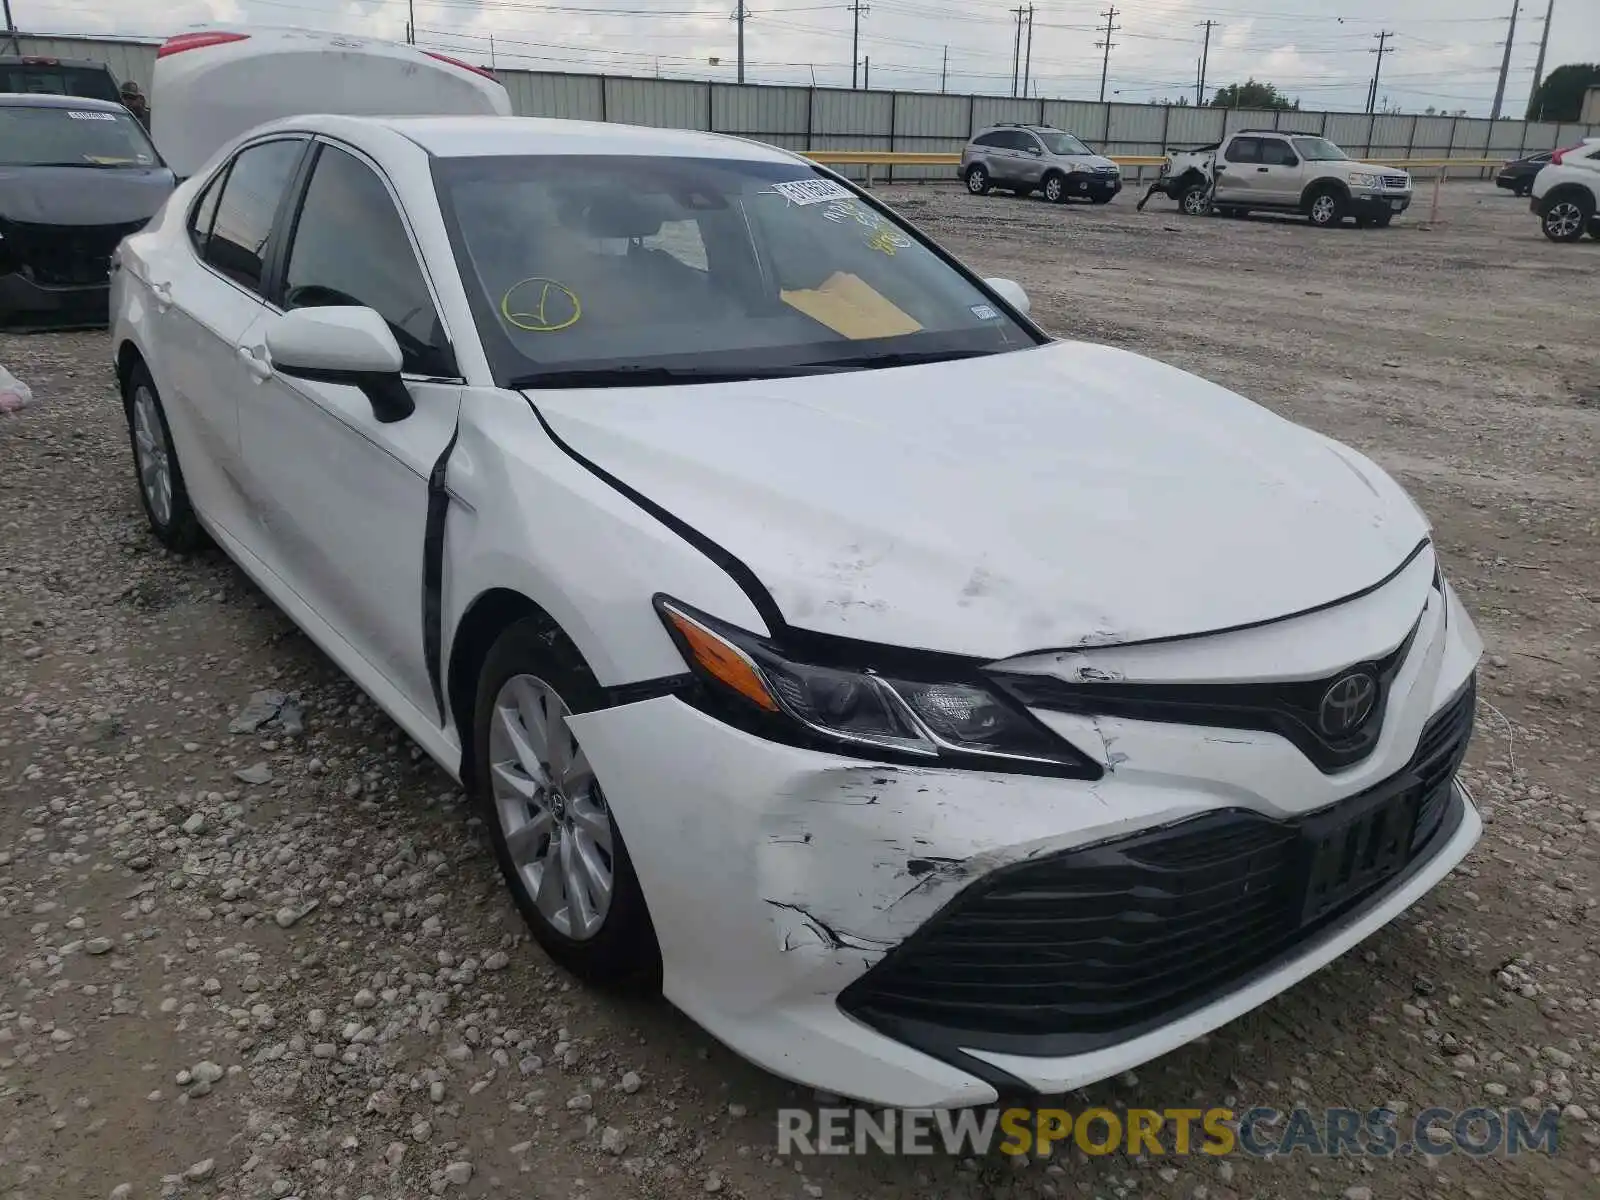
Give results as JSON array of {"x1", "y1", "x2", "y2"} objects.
[{"x1": 663, "y1": 606, "x2": 779, "y2": 712}]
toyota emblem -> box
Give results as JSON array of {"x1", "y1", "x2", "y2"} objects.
[{"x1": 1319, "y1": 671, "x2": 1378, "y2": 738}]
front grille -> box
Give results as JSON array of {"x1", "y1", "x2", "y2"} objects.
[
  {"x1": 1381, "y1": 174, "x2": 1410, "y2": 190},
  {"x1": 994, "y1": 618, "x2": 1421, "y2": 775},
  {"x1": 839, "y1": 674, "x2": 1476, "y2": 1059},
  {"x1": 0, "y1": 218, "x2": 145, "y2": 287}
]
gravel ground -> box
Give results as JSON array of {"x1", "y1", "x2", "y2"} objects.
[{"x1": 1, "y1": 181, "x2": 1597, "y2": 1200}]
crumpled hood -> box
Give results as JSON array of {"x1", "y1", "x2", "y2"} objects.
[
  {"x1": 0, "y1": 166, "x2": 174, "y2": 226},
  {"x1": 530, "y1": 341, "x2": 1427, "y2": 658}
]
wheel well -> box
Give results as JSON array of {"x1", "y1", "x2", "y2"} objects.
[
  {"x1": 446, "y1": 588, "x2": 555, "y2": 794},
  {"x1": 1301, "y1": 178, "x2": 1349, "y2": 208},
  {"x1": 1177, "y1": 169, "x2": 1207, "y2": 190},
  {"x1": 115, "y1": 341, "x2": 145, "y2": 403},
  {"x1": 1544, "y1": 183, "x2": 1597, "y2": 209}
]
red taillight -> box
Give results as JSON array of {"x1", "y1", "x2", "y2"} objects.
[
  {"x1": 422, "y1": 50, "x2": 498, "y2": 81},
  {"x1": 158, "y1": 31, "x2": 251, "y2": 58},
  {"x1": 1549, "y1": 143, "x2": 1583, "y2": 165}
]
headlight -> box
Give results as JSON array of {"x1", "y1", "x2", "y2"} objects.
[
  {"x1": 1348, "y1": 172, "x2": 1379, "y2": 188},
  {"x1": 657, "y1": 598, "x2": 1102, "y2": 778}
]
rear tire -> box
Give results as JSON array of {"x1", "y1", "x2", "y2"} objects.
[
  {"x1": 964, "y1": 165, "x2": 992, "y2": 196},
  {"x1": 1540, "y1": 193, "x2": 1592, "y2": 242},
  {"x1": 472, "y1": 616, "x2": 661, "y2": 987},
  {"x1": 1179, "y1": 180, "x2": 1211, "y2": 216},
  {"x1": 1373, "y1": 213, "x2": 1394, "y2": 228},
  {"x1": 1042, "y1": 172, "x2": 1067, "y2": 204},
  {"x1": 1306, "y1": 186, "x2": 1346, "y2": 228},
  {"x1": 122, "y1": 363, "x2": 203, "y2": 553}
]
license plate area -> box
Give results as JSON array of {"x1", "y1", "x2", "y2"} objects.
[
  {"x1": 1390, "y1": 199, "x2": 1405, "y2": 210},
  {"x1": 1297, "y1": 783, "x2": 1419, "y2": 924}
]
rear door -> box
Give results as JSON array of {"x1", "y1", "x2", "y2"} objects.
[
  {"x1": 154, "y1": 136, "x2": 308, "y2": 541},
  {"x1": 236, "y1": 138, "x2": 463, "y2": 717},
  {"x1": 1215, "y1": 136, "x2": 1260, "y2": 203}
]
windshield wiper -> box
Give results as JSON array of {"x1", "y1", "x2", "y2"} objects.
[
  {"x1": 805, "y1": 347, "x2": 999, "y2": 371},
  {"x1": 511, "y1": 364, "x2": 841, "y2": 389}
]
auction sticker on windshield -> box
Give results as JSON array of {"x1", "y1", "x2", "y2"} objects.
[
  {"x1": 769, "y1": 178, "x2": 854, "y2": 206},
  {"x1": 68, "y1": 111, "x2": 119, "y2": 121}
]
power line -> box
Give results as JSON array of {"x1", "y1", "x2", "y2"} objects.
[{"x1": 1095, "y1": 6, "x2": 1119, "y2": 104}]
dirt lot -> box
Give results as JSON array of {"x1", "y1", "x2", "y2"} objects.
[{"x1": 1, "y1": 182, "x2": 1596, "y2": 1200}]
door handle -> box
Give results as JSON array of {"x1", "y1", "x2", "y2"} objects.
[
  {"x1": 1257, "y1": 166, "x2": 1270, "y2": 173},
  {"x1": 237, "y1": 345, "x2": 273, "y2": 381},
  {"x1": 150, "y1": 281, "x2": 173, "y2": 311}
]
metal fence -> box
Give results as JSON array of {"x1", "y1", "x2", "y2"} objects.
[{"x1": 13, "y1": 33, "x2": 1599, "y2": 181}]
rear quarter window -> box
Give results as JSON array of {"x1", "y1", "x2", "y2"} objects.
[{"x1": 0, "y1": 65, "x2": 120, "y2": 102}]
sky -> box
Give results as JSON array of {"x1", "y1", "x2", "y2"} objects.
[{"x1": 27, "y1": 0, "x2": 1600, "y2": 117}]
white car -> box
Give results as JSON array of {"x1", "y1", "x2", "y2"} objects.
[
  {"x1": 111, "y1": 114, "x2": 1483, "y2": 1109},
  {"x1": 1529, "y1": 136, "x2": 1600, "y2": 243}
]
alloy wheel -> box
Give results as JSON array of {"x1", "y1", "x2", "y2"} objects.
[
  {"x1": 1045, "y1": 176, "x2": 1063, "y2": 202},
  {"x1": 1544, "y1": 201, "x2": 1584, "y2": 240},
  {"x1": 1182, "y1": 186, "x2": 1210, "y2": 215},
  {"x1": 488, "y1": 673, "x2": 615, "y2": 940},
  {"x1": 967, "y1": 167, "x2": 987, "y2": 194},
  {"x1": 1310, "y1": 195, "x2": 1338, "y2": 225},
  {"x1": 131, "y1": 385, "x2": 172, "y2": 527}
]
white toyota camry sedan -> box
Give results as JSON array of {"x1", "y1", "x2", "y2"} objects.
[{"x1": 111, "y1": 114, "x2": 1483, "y2": 1108}]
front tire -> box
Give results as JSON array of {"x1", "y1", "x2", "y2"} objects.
[
  {"x1": 1540, "y1": 194, "x2": 1592, "y2": 242},
  {"x1": 123, "y1": 363, "x2": 203, "y2": 553},
  {"x1": 964, "y1": 165, "x2": 992, "y2": 195},
  {"x1": 473, "y1": 616, "x2": 660, "y2": 986},
  {"x1": 1306, "y1": 187, "x2": 1346, "y2": 228}
]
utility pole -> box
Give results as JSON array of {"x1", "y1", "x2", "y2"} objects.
[
  {"x1": 1011, "y1": 6, "x2": 1025, "y2": 98},
  {"x1": 849, "y1": 1, "x2": 869, "y2": 90},
  {"x1": 864, "y1": 56, "x2": 870, "y2": 89},
  {"x1": 406, "y1": 0, "x2": 415, "y2": 45},
  {"x1": 1366, "y1": 31, "x2": 1394, "y2": 115},
  {"x1": 1529, "y1": 0, "x2": 1555, "y2": 114},
  {"x1": 1490, "y1": 1, "x2": 1518, "y2": 120},
  {"x1": 1095, "y1": 7, "x2": 1120, "y2": 104},
  {"x1": 1023, "y1": 6, "x2": 1035, "y2": 99},
  {"x1": 2, "y1": 0, "x2": 16, "y2": 56},
  {"x1": 1196, "y1": 20, "x2": 1218, "y2": 106},
  {"x1": 940, "y1": 45, "x2": 948, "y2": 93},
  {"x1": 731, "y1": 1, "x2": 748, "y2": 84}
]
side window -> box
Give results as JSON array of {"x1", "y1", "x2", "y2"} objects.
[
  {"x1": 1225, "y1": 137, "x2": 1261, "y2": 164},
  {"x1": 282, "y1": 143, "x2": 451, "y2": 377},
  {"x1": 971, "y1": 132, "x2": 1004, "y2": 148},
  {"x1": 205, "y1": 139, "x2": 305, "y2": 295},
  {"x1": 1014, "y1": 133, "x2": 1043, "y2": 155},
  {"x1": 1260, "y1": 139, "x2": 1296, "y2": 166},
  {"x1": 187, "y1": 169, "x2": 225, "y2": 256}
]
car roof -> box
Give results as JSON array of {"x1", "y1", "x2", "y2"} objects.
[
  {"x1": 0, "y1": 92, "x2": 124, "y2": 111},
  {"x1": 259, "y1": 113, "x2": 800, "y2": 163}
]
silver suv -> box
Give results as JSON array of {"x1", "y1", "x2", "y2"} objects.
[{"x1": 959, "y1": 123, "x2": 1122, "y2": 204}]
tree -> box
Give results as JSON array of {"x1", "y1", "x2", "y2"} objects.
[
  {"x1": 1208, "y1": 79, "x2": 1298, "y2": 111},
  {"x1": 1526, "y1": 63, "x2": 1600, "y2": 122}
]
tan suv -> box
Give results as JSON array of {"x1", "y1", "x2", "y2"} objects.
[{"x1": 1147, "y1": 130, "x2": 1413, "y2": 228}]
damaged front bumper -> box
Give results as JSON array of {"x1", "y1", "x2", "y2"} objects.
[{"x1": 567, "y1": 577, "x2": 1483, "y2": 1109}]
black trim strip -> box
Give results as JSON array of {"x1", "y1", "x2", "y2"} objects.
[
  {"x1": 599, "y1": 673, "x2": 697, "y2": 708},
  {"x1": 520, "y1": 399, "x2": 791, "y2": 636},
  {"x1": 422, "y1": 423, "x2": 460, "y2": 723}
]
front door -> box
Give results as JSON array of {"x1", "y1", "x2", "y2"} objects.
[
  {"x1": 1256, "y1": 137, "x2": 1306, "y2": 205},
  {"x1": 236, "y1": 139, "x2": 463, "y2": 718}
]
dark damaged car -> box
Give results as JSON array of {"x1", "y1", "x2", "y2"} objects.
[{"x1": 0, "y1": 93, "x2": 174, "y2": 326}]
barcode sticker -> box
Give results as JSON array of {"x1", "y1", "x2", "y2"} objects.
[
  {"x1": 68, "y1": 111, "x2": 118, "y2": 121},
  {"x1": 770, "y1": 178, "x2": 854, "y2": 206}
]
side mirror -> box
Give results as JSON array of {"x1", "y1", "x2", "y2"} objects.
[
  {"x1": 265, "y1": 306, "x2": 414, "y2": 423},
  {"x1": 984, "y1": 277, "x2": 1030, "y2": 316}
]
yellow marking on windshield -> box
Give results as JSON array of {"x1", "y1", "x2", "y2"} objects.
[
  {"x1": 501, "y1": 277, "x2": 582, "y2": 333},
  {"x1": 780, "y1": 272, "x2": 922, "y2": 339}
]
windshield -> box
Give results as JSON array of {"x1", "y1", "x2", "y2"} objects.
[
  {"x1": 435, "y1": 155, "x2": 1039, "y2": 387},
  {"x1": 0, "y1": 105, "x2": 160, "y2": 168},
  {"x1": 1291, "y1": 137, "x2": 1350, "y2": 162},
  {"x1": 1038, "y1": 131, "x2": 1092, "y2": 156}
]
